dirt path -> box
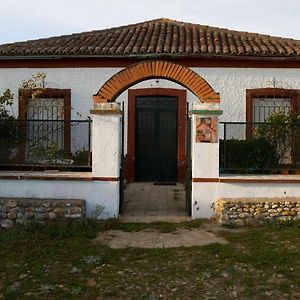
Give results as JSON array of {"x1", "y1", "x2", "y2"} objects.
[{"x1": 94, "y1": 227, "x2": 228, "y2": 248}]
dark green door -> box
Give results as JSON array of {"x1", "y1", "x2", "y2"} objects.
[{"x1": 136, "y1": 96, "x2": 178, "y2": 182}]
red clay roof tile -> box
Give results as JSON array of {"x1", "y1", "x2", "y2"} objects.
[{"x1": 1, "y1": 18, "x2": 300, "y2": 58}]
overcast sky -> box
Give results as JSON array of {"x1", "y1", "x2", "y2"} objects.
[{"x1": 0, "y1": 0, "x2": 300, "y2": 45}]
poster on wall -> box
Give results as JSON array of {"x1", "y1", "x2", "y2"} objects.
[{"x1": 195, "y1": 117, "x2": 218, "y2": 143}]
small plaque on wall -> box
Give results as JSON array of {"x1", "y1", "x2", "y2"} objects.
[{"x1": 195, "y1": 117, "x2": 218, "y2": 143}]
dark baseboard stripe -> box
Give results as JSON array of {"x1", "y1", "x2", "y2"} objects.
[
  {"x1": 0, "y1": 174, "x2": 119, "y2": 182},
  {"x1": 220, "y1": 178, "x2": 300, "y2": 183},
  {"x1": 0, "y1": 175, "x2": 93, "y2": 181},
  {"x1": 192, "y1": 178, "x2": 220, "y2": 182},
  {"x1": 93, "y1": 177, "x2": 120, "y2": 181}
]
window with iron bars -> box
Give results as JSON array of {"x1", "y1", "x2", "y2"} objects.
[
  {"x1": 18, "y1": 88, "x2": 71, "y2": 164},
  {"x1": 246, "y1": 88, "x2": 299, "y2": 123},
  {"x1": 246, "y1": 88, "x2": 300, "y2": 165}
]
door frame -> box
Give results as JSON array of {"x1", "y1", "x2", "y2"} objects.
[{"x1": 125, "y1": 88, "x2": 187, "y2": 183}]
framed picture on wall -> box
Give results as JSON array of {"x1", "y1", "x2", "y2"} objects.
[{"x1": 195, "y1": 117, "x2": 218, "y2": 143}]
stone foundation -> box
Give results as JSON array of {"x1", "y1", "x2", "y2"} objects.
[
  {"x1": 214, "y1": 198, "x2": 300, "y2": 226},
  {"x1": 0, "y1": 198, "x2": 86, "y2": 229}
]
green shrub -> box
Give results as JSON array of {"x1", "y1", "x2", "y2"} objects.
[
  {"x1": 72, "y1": 148, "x2": 90, "y2": 165},
  {"x1": 220, "y1": 137, "x2": 279, "y2": 173},
  {"x1": 255, "y1": 112, "x2": 300, "y2": 163},
  {"x1": 0, "y1": 89, "x2": 23, "y2": 163}
]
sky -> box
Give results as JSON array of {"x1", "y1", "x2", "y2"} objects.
[{"x1": 0, "y1": 0, "x2": 300, "y2": 45}]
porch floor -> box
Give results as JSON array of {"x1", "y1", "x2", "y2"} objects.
[{"x1": 120, "y1": 182, "x2": 190, "y2": 222}]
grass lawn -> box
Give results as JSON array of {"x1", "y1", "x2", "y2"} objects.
[{"x1": 0, "y1": 220, "x2": 300, "y2": 299}]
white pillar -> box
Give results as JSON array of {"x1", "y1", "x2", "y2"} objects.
[
  {"x1": 190, "y1": 102, "x2": 222, "y2": 218},
  {"x1": 90, "y1": 106, "x2": 122, "y2": 178},
  {"x1": 89, "y1": 103, "x2": 122, "y2": 218}
]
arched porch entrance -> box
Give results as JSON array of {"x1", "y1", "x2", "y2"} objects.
[
  {"x1": 93, "y1": 60, "x2": 220, "y2": 183},
  {"x1": 126, "y1": 87, "x2": 186, "y2": 183},
  {"x1": 93, "y1": 60, "x2": 220, "y2": 104},
  {"x1": 93, "y1": 60, "x2": 220, "y2": 219}
]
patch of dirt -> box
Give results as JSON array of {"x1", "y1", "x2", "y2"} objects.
[
  {"x1": 202, "y1": 221, "x2": 247, "y2": 233},
  {"x1": 94, "y1": 228, "x2": 228, "y2": 248}
]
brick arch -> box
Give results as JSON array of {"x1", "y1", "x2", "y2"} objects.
[{"x1": 93, "y1": 60, "x2": 220, "y2": 103}]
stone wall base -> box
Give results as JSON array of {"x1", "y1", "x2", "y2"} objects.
[
  {"x1": 0, "y1": 198, "x2": 86, "y2": 229},
  {"x1": 214, "y1": 198, "x2": 300, "y2": 226}
]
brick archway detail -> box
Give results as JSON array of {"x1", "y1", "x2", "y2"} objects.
[{"x1": 93, "y1": 60, "x2": 220, "y2": 103}]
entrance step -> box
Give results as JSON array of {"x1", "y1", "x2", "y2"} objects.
[
  {"x1": 121, "y1": 182, "x2": 189, "y2": 222},
  {"x1": 119, "y1": 215, "x2": 192, "y2": 223}
]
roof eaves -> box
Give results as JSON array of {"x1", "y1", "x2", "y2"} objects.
[{"x1": 1, "y1": 53, "x2": 300, "y2": 61}]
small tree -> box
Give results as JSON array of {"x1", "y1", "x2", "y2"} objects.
[
  {"x1": 0, "y1": 73, "x2": 48, "y2": 164},
  {"x1": 19, "y1": 72, "x2": 47, "y2": 98},
  {"x1": 256, "y1": 111, "x2": 300, "y2": 164},
  {"x1": 0, "y1": 89, "x2": 21, "y2": 163},
  {"x1": 0, "y1": 88, "x2": 14, "y2": 117}
]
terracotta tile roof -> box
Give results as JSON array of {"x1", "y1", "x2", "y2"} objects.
[{"x1": 1, "y1": 18, "x2": 300, "y2": 58}]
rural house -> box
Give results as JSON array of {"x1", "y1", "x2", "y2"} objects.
[{"x1": 1, "y1": 18, "x2": 300, "y2": 226}]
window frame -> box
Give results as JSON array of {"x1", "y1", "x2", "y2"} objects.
[
  {"x1": 245, "y1": 88, "x2": 300, "y2": 166},
  {"x1": 18, "y1": 88, "x2": 71, "y2": 158},
  {"x1": 246, "y1": 88, "x2": 299, "y2": 123},
  {"x1": 246, "y1": 88, "x2": 299, "y2": 139}
]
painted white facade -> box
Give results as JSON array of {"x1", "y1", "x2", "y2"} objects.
[
  {"x1": 2, "y1": 66, "x2": 300, "y2": 154},
  {"x1": 2, "y1": 67, "x2": 300, "y2": 121},
  {"x1": 0, "y1": 177, "x2": 119, "y2": 218},
  {"x1": 2, "y1": 66, "x2": 300, "y2": 219},
  {"x1": 189, "y1": 100, "x2": 300, "y2": 219},
  {"x1": 2, "y1": 173, "x2": 300, "y2": 219},
  {"x1": 0, "y1": 108, "x2": 122, "y2": 220},
  {"x1": 91, "y1": 112, "x2": 121, "y2": 178},
  {"x1": 191, "y1": 114, "x2": 219, "y2": 179},
  {"x1": 192, "y1": 179, "x2": 300, "y2": 219}
]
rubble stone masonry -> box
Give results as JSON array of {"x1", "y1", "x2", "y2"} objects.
[
  {"x1": 214, "y1": 198, "x2": 300, "y2": 226},
  {"x1": 0, "y1": 198, "x2": 86, "y2": 229}
]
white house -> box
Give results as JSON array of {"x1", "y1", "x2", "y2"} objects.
[{"x1": 1, "y1": 18, "x2": 300, "y2": 224}]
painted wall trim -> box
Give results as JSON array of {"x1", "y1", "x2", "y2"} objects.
[
  {"x1": 0, "y1": 172, "x2": 119, "y2": 182},
  {"x1": 192, "y1": 176, "x2": 300, "y2": 183},
  {"x1": 90, "y1": 110, "x2": 122, "y2": 115},
  {"x1": 192, "y1": 178, "x2": 220, "y2": 182},
  {"x1": 92, "y1": 177, "x2": 120, "y2": 181},
  {"x1": 191, "y1": 110, "x2": 223, "y2": 115},
  {"x1": 0, "y1": 174, "x2": 93, "y2": 181},
  {"x1": 219, "y1": 177, "x2": 300, "y2": 183}
]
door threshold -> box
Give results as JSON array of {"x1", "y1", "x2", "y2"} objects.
[{"x1": 119, "y1": 215, "x2": 191, "y2": 223}]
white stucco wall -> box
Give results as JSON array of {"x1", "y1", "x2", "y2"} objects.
[
  {"x1": 192, "y1": 182, "x2": 219, "y2": 218},
  {"x1": 2, "y1": 67, "x2": 300, "y2": 120},
  {"x1": 2, "y1": 174, "x2": 300, "y2": 220},
  {"x1": 192, "y1": 68, "x2": 300, "y2": 122},
  {"x1": 192, "y1": 179, "x2": 300, "y2": 219},
  {"x1": 91, "y1": 112, "x2": 121, "y2": 178},
  {"x1": 2, "y1": 66, "x2": 300, "y2": 153},
  {"x1": 0, "y1": 68, "x2": 121, "y2": 119},
  {"x1": 191, "y1": 114, "x2": 219, "y2": 179},
  {"x1": 0, "y1": 178, "x2": 119, "y2": 218},
  {"x1": 2, "y1": 66, "x2": 300, "y2": 220}
]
